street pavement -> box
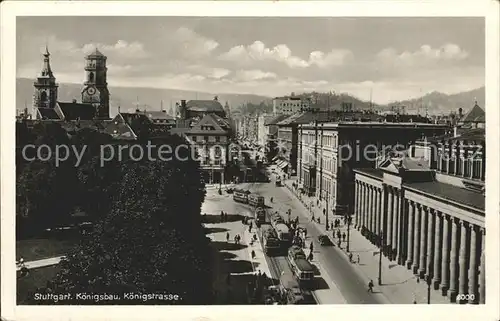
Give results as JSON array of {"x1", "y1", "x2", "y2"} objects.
[
  {"x1": 282, "y1": 178, "x2": 451, "y2": 304},
  {"x1": 254, "y1": 180, "x2": 386, "y2": 304},
  {"x1": 16, "y1": 256, "x2": 64, "y2": 271},
  {"x1": 202, "y1": 184, "x2": 268, "y2": 304}
]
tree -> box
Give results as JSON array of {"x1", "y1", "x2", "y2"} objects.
[{"x1": 38, "y1": 136, "x2": 213, "y2": 304}]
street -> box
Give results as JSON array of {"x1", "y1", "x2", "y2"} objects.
[{"x1": 202, "y1": 179, "x2": 386, "y2": 304}]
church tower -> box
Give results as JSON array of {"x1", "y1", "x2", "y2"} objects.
[
  {"x1": 81, "y1": 48, "x2": 110, "y2": 119},
  {"x1": 33, "y1": 46, "x2": 58, "y2": 113}
]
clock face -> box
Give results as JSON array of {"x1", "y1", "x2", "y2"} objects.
[{"x1": 87, "y1": 87, "x2": 96, "y2": 95}]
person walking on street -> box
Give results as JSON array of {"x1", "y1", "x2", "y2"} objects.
[
  {"x1": 349, "y1": 253, "x2": 353, "y2": 263},
  {"x1": 251, "y1": 250, "x2": 256, "y2": 259},
  {"x1": 226, "y1": 232, "x2": 230, "y2": 242},
  {"x1": 220, "y1": 211, "x2": 224, "y2": 222},
  {"x1": 249, "y1": 221, "x2": 253, "y2": 233},
  {"x1": 309, "y1": 241, "x2": 314, "y2": 253},
  {"x1": 367, "y1": 280, "x2": 374, "y2": 293},
  {"x1": 270, "y1": 197, "x2": 273, "y2": 203},
  {"x1": 342, "y1": 232, "x2": 346, "y2": 242},
  {"x1": 357, "y1": 254, "x2": 360, "y2": 264}
]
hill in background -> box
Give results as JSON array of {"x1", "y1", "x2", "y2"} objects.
[
  {"x1": 16, "y1": 78, "x2": 271, "y2": 117},
  {"x1": 16, "y1": 77, "x2": 484, "y2": 117}
]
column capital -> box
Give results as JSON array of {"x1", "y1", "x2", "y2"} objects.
[
  {"x1": 457, "y1": 219, "x2": 468, "y2": 227},
  {"x1": 469, "y1": 224, "x2": 479, "y2": 232}
]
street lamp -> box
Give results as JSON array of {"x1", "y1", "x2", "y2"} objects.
[
  {"x1": 378, "y1": 230, "x2": 384, "y2": 285},
  {"x1": 324, "y1": 190, "x2": 329, "y2": 231}
]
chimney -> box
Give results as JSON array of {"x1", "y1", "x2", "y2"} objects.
[
  {"x1": 214, "y1": 96, "x2": 218, "y2": 101},
  {"x1": 458, "y1": 107, "x2": 463, "y2": 119}
]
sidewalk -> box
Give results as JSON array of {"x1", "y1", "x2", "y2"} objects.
[
  {"x1": 283, "y1": 178, "x2": 451, "y2": 304},
  {"x1": 16, "y1": 256, "x2": 64, "y2": 271},
  {"x1": 242, "y1": 229, "x2": 272, "y2": 279}
]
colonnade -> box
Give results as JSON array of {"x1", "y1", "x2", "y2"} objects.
[{"x1": 354, "y1": 179, "x2": 485, "y2": 304}]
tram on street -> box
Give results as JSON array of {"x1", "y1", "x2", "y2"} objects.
[
  {"x1": 248, "y1": 194, "x2": 265, "y2": 207},
  {"x1": 274, "y1": 223, "x2": 291, "y2": 245},
  {"x1": 287, "y1": 246, "x2": 315, "y2": 287},
  {"x1": 233, "y1": 188, "x2": 250, "y2": 203},
  {"x1": 254, "y1": 207, "x2": 267, "y2": 225},
  {"x1": 260, "y1": 224, "x2": 280, "y2": 255}
]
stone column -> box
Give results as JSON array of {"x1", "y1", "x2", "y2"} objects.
[
  {"x1": 397, "y1": 194, "x2": 405, "y2": 264},
  {"x1": 357, "y1": 182, "x2": 362, "y2": 230},
  {"x1": 412, "y1": 203, "x2": 421, "y2": 275},
  {"x1": 367, "y1": 186, "x2": 373, "y2": 236},
  {"x1": 391, "y1": 189, "x2": 399, "y2": 260},
  {"x1": 458, "y1": 220, "x2": 469, "y2": 304},
  {"x1": 418, "y1": 206, "x2": 428, "y2": 279},
  {"x1": 375, "y1": 188, "x2": 380, "y2": 241},
  {"x1": 386, "y1": 187, "x2": 393, "y2": 254},
  {"x1": 433, "y1": 211, "x2": 443, "y2": 289},
  {"x1": 479, "y1": 229, "x2": 485, "y2": 304},
  {"x1": 449, "y1": 218, "x2": 460, "y2": 302},
  {"x1": 425, "y1": 208, "x2": 435, "y2": 280},
  {"x1": 440, "y1": 214, "x2": 451, "y2": 295},
  {"x1": 354, "y1": 181, "x2": 359, "y2": 227},
  {"x1": 371, "y1": 187, "x2": 376, "y2": 237},
  {"x1": 362, "y1": 183, "x2": 367, "y2": 230},
  {"x1": 468, "y1": 224, "x2": 479, "y2": 304},
  {"x1": 406, "y1": 200, "x2": 415, "y2": 269},
  {"x1": 369, "y1": 186, "x2": 375, "y2": 235}
]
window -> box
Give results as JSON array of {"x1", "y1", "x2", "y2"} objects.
[
  {"x1": 192, "y1": 136, "x2": 197, "y2": 142},
  {"x1": 40, "y1": 91, "x2": 47, "y2": 102},
  {"x1": 215, "y1": 136, "x2": 220, "y2": 142},
  {"x1": 89, "y1": 72, "x2": 94, "y2": 82}
]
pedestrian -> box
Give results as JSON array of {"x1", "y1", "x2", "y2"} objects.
[
  {"x1": 342, "y1": 232, "x2": 346, "y2": 242},
  {"x1": 337, "y1": 230, "x2": 341, "y2": 239},
  {"x1": 249, "y1": 221, "x2": 253, "y2": 232},
  {"x1": 270, "y1": 197, "x2": 273, "y2": 203},
  {"x1": 317, "y1": 217, "x2": 321, "y2": 224},
  {"x1": 220, "y1": 211, "x2": 224, "y2": 222},
  {"x1": 226, "y1": 232, "x2": 230, "y2": 242},
  {"x1": 357, "y1": 254, "x2": 360, "y2": 264},
  {"x1": 309, "y1": 241, "x2": 314, "y2": 252},
  {"x1": 367, "y1": 280, "x2": 374, "y2": 293},
  {"x1": 251, "y1": 250, "x2": 256, "y2": 259},
  {"x1": 311, "y1": 214, "x2": 315, "y2": 222},
  {"x1": 349, "y1": 253, "x2": 353, "y2": 263},
  {"x1": 234, "y1": 235, "x2": 238, "y2": 244}
]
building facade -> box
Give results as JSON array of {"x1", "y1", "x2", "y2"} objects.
[
  {"x1": 257, "y1": 113, "x2": 274, "y2": 146},
  {"x1": 298, "y1": 120, "x2": 449, "y2": 217},
  {"x1": 353, "y1": 127, "x2": 485, "y2": 304},
  {"x1": 273, "y1": 94, "x2": 311, "y2": 115},
  {"x1": 184, "y1": 114, "x2": 231, "y2": 184}
]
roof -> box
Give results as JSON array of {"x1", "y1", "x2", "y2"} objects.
[
  {"x1": 265, "y1": 114, "x2": 289, "y2": 126},
  {"x1": 137, "y1": 111, "x2": 175, "y2": 121},
  {"x1": 449, "y1": 128, "x2": 485, "y2": 142},
  {"x1": 118, "y1": 112, "x2": 151, "y2": 125},
  {"x1": 86, "y1": 48, "x2": 105, "y2": 58},
  {"x1": 36, "y1": 107, "x2": 61, "y2": 120},
  {"x1": 103, "y1": 121, "x2": 137, "y2": 140},
  {"x1": 57, "y1": 102, "x2": 96, "y2": 121},
  {"x1": 294, "y1": 258, "x2": 314, "y2": 271},
  {"x1": 461, "y1": 103, "x2": 485, "y2": 123},
  {"x1": 354, "y1": 168, "x2": 384, "y2": 179},
  {"x1": 186, "y1": 100, "x2": 224, "y2": 113},
  {"x1": 187, "y1": 113, "x2": 229, "y2": 135},
  {"x1": 404, "y1": 181, "x2": 485, "y2": 211}
]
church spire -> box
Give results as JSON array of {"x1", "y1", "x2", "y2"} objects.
[{"x1": 40, "y1": 45, "x2": 54, "y2": 78}]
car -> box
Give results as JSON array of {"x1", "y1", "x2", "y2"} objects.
[{"x1": 317, "y1": 235, "x2": 333, "y2": 246}]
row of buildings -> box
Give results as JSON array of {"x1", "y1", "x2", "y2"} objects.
[
  {"x1": 264, "y1": 92, "x2": 485, "y2": 304},
  {"x1": 19, "y1": 48, "x2": 238, "y2": 184}
]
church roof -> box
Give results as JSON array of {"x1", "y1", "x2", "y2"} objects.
[
  {"x1": 36, "y1": 107, "x2": 61, "y2": 120},
  {"x1": 186, "y1": 100, "x2": 224, "y2": 113},
  {"x1": 460, "y1": 103, "x2": 485, "y2": 123},
  {"x1": 57, "y1": 102, "x2": 96, "y2": 121}
]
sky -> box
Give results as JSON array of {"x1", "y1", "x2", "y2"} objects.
[{"x1": 17, "y1": 17, "x2": 485, "y2": 104}]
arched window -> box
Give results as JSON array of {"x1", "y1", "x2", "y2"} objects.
[
  {"x1": 40, "y1": 91, "x2": 47, "y2": 101},
  {"x1": 89, "y1": 72, "x2": 94, "y2": 82}
]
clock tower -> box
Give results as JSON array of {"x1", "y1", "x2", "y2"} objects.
[
  {"x1": 33, "y1": 46, "x2": 58, "y2": 112},
  {"x1": 81, "y1": 48, "x2": 110, "y2": 119}
]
